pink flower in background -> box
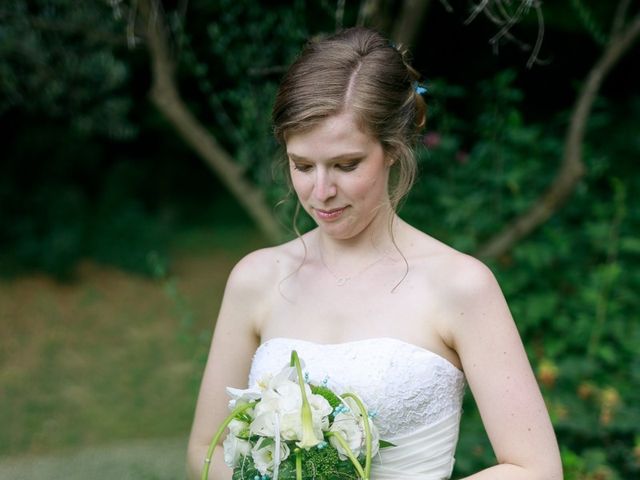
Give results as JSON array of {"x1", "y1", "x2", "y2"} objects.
[
  {"x1": 455, "y1": 150, "x2": 469, "y2": 165},
  {"x1": 422, "y1": 131, "x2": 442, "y2": 149}
]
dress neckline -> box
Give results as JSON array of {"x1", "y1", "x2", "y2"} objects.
[{"x1": 257, "y1": 336, "x2": 463, "y2": 374}]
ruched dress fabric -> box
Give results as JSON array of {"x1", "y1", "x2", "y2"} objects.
[{"x1": 248, "y1": 337, "x2": 466, "y2": 480}]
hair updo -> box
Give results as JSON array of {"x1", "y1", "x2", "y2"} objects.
[{"x1": 272, "y1": 27, "x2": 427, "y2": 210}]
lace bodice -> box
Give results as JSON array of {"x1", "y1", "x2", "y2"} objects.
[{"x1": 248, "y1": 337, "x2": 466, "y2": 479}]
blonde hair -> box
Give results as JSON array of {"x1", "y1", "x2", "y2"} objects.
[{"x1": 272, "y1": 27, "x2": 426, "y2": 210}]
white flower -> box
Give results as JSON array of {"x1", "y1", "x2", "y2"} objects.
[
  {"x1": 250, "y1": 407, "x2": 279, "y2": 438},
  {"x1": 226, "y1": 385, "x2": 261, "y2": 410},
  {"x1": 266, "y1": 363, "x2": 299, "y2": 387},
  {"x1": 344, "y1": 397, "x2": 380, "y2": 457},
  {"x1": 222, "y1": 434, "x2": 251, "y2": 468},
  {"x1": 329, "y1": 413, "x2": 364, "y2": 459},
  {"x1": 226, "y1": 361, "x2": 297, "y2": 410},
  {"x1": 296, "y1": 390, "x2": 333, "y2": 448},
  {"x1": 251, "y1": 437, "x2": 290, "y2": 475},
  {"x1": 329, "y1": 398, "x2": 380, "y2": 460},
  {"x1": 250, "y1": 380, "x2": 298, "y2": 437},
  {"x1": 269, "y1": 379, "x2": 305, "y2": 411},
  {"x1": 227, "y1": 418, "x2": 250, "y2": 437},
  {"x1": 309, "y1": 392, "x2": 333, "y2": 431},
  {"x1": 249, "y1": 375, "x2": 332, "y2": 444},
  {"x1": 278, "y1": 409, "x2": 303, "y2": 441}
]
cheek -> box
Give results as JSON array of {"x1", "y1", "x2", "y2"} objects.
[
  {"x1": 290, "y1": 172, "x2": 311, "y2": 199},
  {"x1": 355, "y1": 170, "x2": 388, "y2": 199}
]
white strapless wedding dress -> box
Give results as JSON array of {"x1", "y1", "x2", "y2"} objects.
[{"x1": 248, "y1": 337, "x2": 466, "y2": 480}]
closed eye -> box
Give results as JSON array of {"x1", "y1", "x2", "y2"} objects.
[
  {"x1": 292, "y1": 162, "x2": 313, "y2": 173},
  {"x1": 336, "y1": 160, "x2": 360, "y2": 172}
]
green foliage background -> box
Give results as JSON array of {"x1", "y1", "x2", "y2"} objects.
[
  {"x1": 1, "y1": 1, "x2": 639, "y2": 478},
  {"x1": 411, "y1": 74, "x2": 640, "y2": 480}
]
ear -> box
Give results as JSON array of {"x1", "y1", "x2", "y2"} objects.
[
  {"x1": 386, "y1": 156, "x2": 396, "y2": 168},
  {"x1": 383, "y1": 144, "x2": 398, "y2": 167}
]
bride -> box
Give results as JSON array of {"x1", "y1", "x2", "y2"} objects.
[{"x1": 187, "y1": 27, "x2": 562, "y2": 480}]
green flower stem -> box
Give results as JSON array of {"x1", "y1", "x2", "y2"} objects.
[
  {"x1": 295, "y1": 448, "x2": 302, "y2": 480},
  {"x1": 343, "y1": 393, "x2": 373, "y2": 479},
  {"x1": 290, "y1": 350, "x2": 320, "y2": 448},
  {"x1": 201, "y1": 401, "x2": 256, "y2": 480},
  {"x1": 325, "y1": 431, "x2": 367, "y2": 479}
]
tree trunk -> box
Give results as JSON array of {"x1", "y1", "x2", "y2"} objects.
[{"x1": 137, "y1": 0, "x2": 285, "y2": 244}]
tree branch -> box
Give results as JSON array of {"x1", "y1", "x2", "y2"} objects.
[
  {"x1": 611, "y1": 0, "x2": 632, "y2": 37},
  {"x1": 390, "y1": 0, "x2": 432, "y2": 48},
  {"x1": 466, "y1": 0, "x2": 546, "y2": 67},
  {"x1": 136, "y1": 0, "x2": 285, "y2": 243},
  {"x1": 476, "y1": 12, "x2": 640, "y2": 259},
  {"x1": 357, "y1": 0, "x2": 382, "y2": 27}
]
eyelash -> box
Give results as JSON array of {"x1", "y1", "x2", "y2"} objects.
[
  {"x1": 293, "y1": 164, "x2": 312, "y2": 172},
  {"x1": 292, "y1": 162, "x2": 360, "y2": 172},
  {"x1": 337, "y1": 161, "x2": 359, "y2": 171}
]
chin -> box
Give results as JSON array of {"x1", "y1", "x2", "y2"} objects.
[
  {"x1": 323, "y1": 230, "x2": 353, "y2": 240},
  {"x1": 319, "y1": 222, "x2": 363, "y2": 240}
]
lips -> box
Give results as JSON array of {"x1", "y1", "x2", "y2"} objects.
[{"x1": 313, "y1": 206, "x2": 347, "y2": 221}]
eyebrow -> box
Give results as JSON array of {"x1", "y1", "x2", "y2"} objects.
[{"x1": 287, "y1": 152, "x2": 365, "y2": 162}]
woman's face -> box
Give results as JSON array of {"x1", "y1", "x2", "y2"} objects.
[{"x1": 286, "y1": 111, "x2": 391, "y2": 241}]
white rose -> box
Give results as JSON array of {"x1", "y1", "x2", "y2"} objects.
[
  {"x1": 329, "y1": 413, "x2": 364, "y2": 459},
  {"x1": 250, "y1": 384, "x2": 293, "y2": 437},
  {"x1": 272, "y1": 386, "x2": 331, "y2": 442},
  {"x1": 269, "y1": 380, "x2": 304, "y2": 412},
  {"x1": 222, "y1": 434, "x2": 251, "y2": 468},
  {"x1": 250, "y1": 402, "x2": 279, "y2": 437},
  {"x1": 309, "y1": 392, "x2": 332, "y2": 431},
  {"x1": 248, "y1": 359, "x2": 332, "y2": 448},
  {"x1": 251, "y1": 377, "x2": 329, "y2": 438},
  {"x1": 278, "y1": 409, "x2": 302, "y2": 441},
  {"x1": 342, "y1": 397, "x2": 380, "y2": 457},
  {"x1": 228, "y1": 418, "x2": 250, "y2": 437},
  {"x1": 329, "y1": 397, "x2": 380, "y2": 460},
  {"x1": 251, "y1": 437, "x2": 290, "y2": 475}
]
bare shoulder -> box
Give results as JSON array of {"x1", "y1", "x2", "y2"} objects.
[
  {"x1": 400, "y1": 224, "x2": 506, "y2": 338},
  {"x1": 430, "y1": 249, "x2": 505, "y2": 325},
  {"x1": 402, "y1": 223, "x2": 499, "y2": 300},
  {"x1": 431, "y1": 248, "x2": 500, "y2": 304},
  {"x1": 225, "y1": 236, "x2": 307, "y2": 297},
  {"x1": 214, "y1": 236, "x2": 307, "y2": 339},
  {"x1": 413, "y1": 236, "x2": 515, "y2": 357}
]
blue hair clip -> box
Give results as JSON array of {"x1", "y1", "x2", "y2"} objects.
[{"x1": 415, "y1": 84, "x2": 428, "y2": 96}]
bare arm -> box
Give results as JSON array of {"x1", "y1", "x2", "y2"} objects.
[
  {"x1": 446, "y1": 257, "x2": 562, "y2": 480},
  {"x1": 186, "y1": 250, "x2": 273, "y2": 480}
]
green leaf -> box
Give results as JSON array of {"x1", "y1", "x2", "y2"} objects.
[{"x1": 379, "y1": 439, "x2": 396, "y2": 448}]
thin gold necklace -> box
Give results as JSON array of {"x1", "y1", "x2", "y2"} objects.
[{"x1": 318, "y1": 247, "x2": 387, "y2": 286}]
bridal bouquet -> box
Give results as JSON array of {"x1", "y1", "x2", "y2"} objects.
[{"x1": 202, "y1": 351, "x2": 389, "y2": 480}]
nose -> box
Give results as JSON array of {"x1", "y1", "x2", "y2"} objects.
[{"x1": 313, "y1": 169, "x2": 337, "y2": 202}]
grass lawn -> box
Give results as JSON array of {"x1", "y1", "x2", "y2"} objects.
[
  {"x1": 0, "y1": 437, "x2": 188, "y2": 480},
  {"x1": 0, "y1": 226, "x2": 266, "y2": 466}
]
